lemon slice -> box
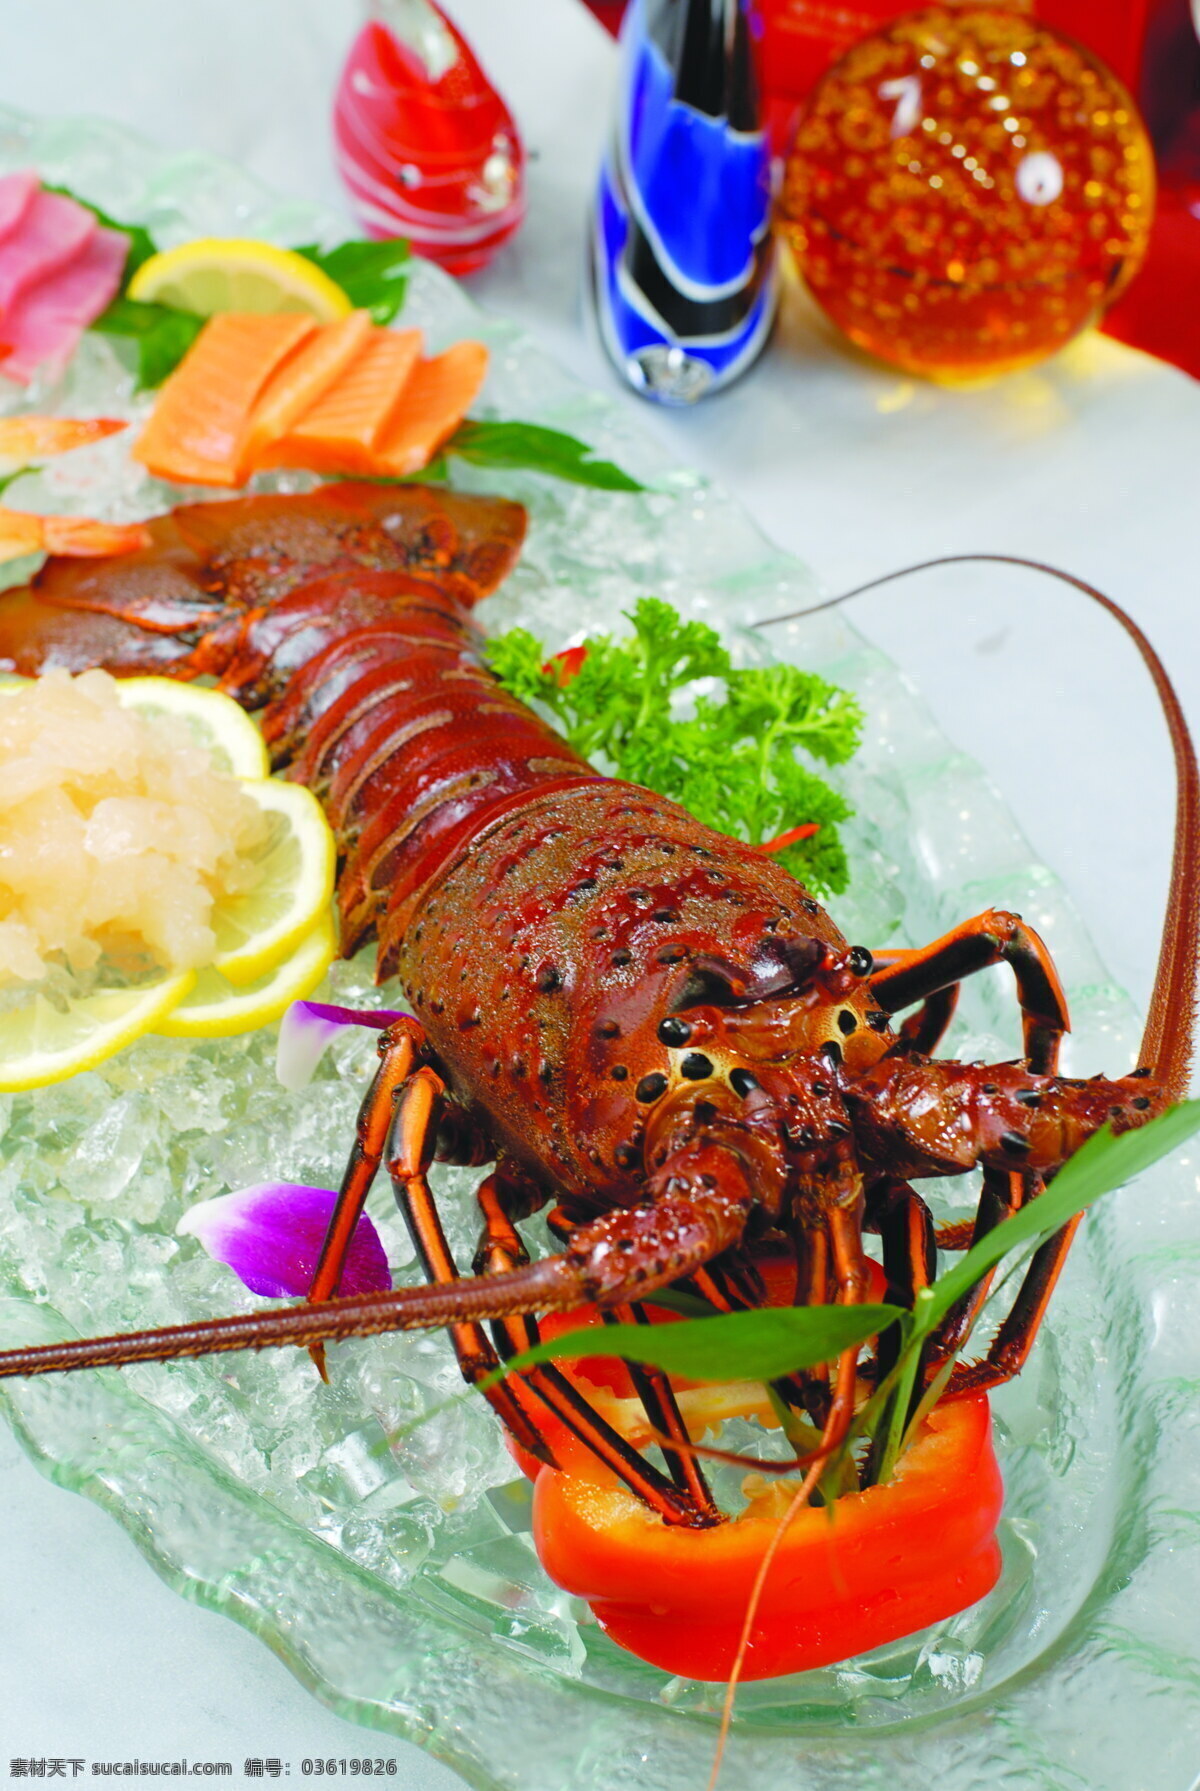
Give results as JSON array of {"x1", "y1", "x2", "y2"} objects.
[
  {"x1": 114, "y1": 677, "x2": 270, "y2": 779},
  {"x1": 0, "y1": 971, "x2": 196, "y2": 1093},
  {"x1": 128, "y1": 239, "x2": 352, "y2": 322},
  {"x1": 211, "y1": 780, "x2": 336, "y2": 985},
  {"x1": 158, "y1": 910, "x2": 336, "y2": 1039}
]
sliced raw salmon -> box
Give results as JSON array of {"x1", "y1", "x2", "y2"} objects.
[
  {"x1": 133, "y1": 312, "x2": 317, "y2": 488},
  {"x1": 373, "y1": 341, "x2": 489, "y2": 476},
  {"x1": 259, "y1": 327, "x2": 423, "y2": 474},
  {"x1": 238, "y1": 309, "x2": 374, "y2": 479}
]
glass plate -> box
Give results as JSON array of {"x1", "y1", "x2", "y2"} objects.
[{"x1": 0, "y1": 106, "x2": 1197, "y2": 1791}]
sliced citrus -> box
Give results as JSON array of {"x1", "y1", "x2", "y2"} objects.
[
  {"x1": 128, "y1": 239, "x2": 352, "y2": 323},
  {"x1": 158, "y1": 910, "x2": 336, "y2": 1039},
  {"x1": 211, "y1": 780, "x2": 336, "y2": 985},
  {"x1": 114, "y1": 677, "x2": 270, "y2": 779},
  {"x1": 0, "y1": 971, "x2": 196, "y2": 1093}
]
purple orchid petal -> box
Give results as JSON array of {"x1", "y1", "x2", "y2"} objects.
[
  {"x1": 177, "y1": 1183, "x2": 392, "y2": 1299},
  {"x1": 275, "y1": 1000, "x2": 411, "y2": 1091}
]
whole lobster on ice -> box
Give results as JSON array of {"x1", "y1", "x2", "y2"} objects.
[{"x1": 0, "y1": 481, "x2": 1194, "y2": 1534}]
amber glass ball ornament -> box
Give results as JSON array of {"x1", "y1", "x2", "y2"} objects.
[{"x1": 776, "y1": 8, "x2": 1156, "y2": 380}]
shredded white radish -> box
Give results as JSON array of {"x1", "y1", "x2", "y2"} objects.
[{"x1": 0, "y1": 669, "x2": 267, "y2": 986}]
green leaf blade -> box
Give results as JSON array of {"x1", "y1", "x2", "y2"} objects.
[
  {"x1": 292, "y1": 238, "x2": 411, "y2": 325},
  {"x1": 444, "y1": 420, "x2": 645, "y2": 491},
  {"x1": 500, "y1": 1304, "x2": 903, "y2": 1386},
  {"x1": 90, "y1": 296, "x2": 205, "y2": 390},
  {"x1": 922, "y1": 1102, "x2": 1200, "y2": 1332}
]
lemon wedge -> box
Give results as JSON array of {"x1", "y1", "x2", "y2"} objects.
[
  {"x1": 158, "y1": 910, "x2": 336, "y2": 1039},
  {"x1": 128, "y1": 239, "x2": 352, "y2": 322},
  {"x1": 0, "y1": 971, "x2": 196, "y2": 1093},
  {"x1": 211, "y1": 781, "x2": 336, "y2": 985},
  {"x1": 114, "y1": 677, "x2": 271, "y2": 779}
]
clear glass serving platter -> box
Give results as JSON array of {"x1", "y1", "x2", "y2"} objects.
[{"x1": 0, "y1": 107, "x2": 1197, "y2": 1791}]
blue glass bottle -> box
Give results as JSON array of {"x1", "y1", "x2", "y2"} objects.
[{"x1": 591, "y1": 0, "x2": 778, "y2": 404}]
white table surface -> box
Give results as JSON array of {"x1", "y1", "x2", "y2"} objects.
[{"x1": 2, "y1": 2, "x2": 1198, "y2": 1786}]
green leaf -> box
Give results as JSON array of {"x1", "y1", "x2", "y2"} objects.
[
  {"x1": 443, "y1": 420, "x2": 645, "y2": 491},
  {"x1": 495, "y1": 1303, "x2": 903, "y2": 1386},
  {"x1": 486, "y1": 597, "x2": 862, "y2": 898},
  {"x1": 292, "y1": 238, "x2": 411, "y2": 325},
  {"x1": 90, "y1": 296, "x2": 205, "y2": 390},
  {"x1": 919, "y1": 1102, "x2": 1200, "y2": 1334},
  {"x1": 42, "y1": 183, "x2": 158, "y2": 277},
  {"x1": 0, "y1": 467, "x2": 32, "y2": 498}
]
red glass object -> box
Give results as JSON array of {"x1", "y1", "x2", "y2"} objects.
[{"x1": 334, "y1": 0, "x2": 526, "y2": 276}]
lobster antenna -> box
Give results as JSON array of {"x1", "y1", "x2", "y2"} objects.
[
  {"x1": 754, "y1": 554, "x2": 1199, "y2": 1100},
  {"x1": 0, "y1": 1256, "x2": 575, "y2": 1380}
]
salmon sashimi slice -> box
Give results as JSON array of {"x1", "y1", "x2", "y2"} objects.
[
  {"x1": 0, "y1": 507, "x2": 152, "y2": 562},
  {"x1": 239, "y1": 309, "x2": 374, "y2": 478},
  {"x1": 259, "y1": 327, "x2": 424, "y2": 473},
  {"x1": 133, "y1": 312, "x2": 318, "y2": 488},
  {"x1": 373, "y1": 340, "x2": 489, "y2": 476},
  {"x1": 0, "y1": 417, "x2": 127, "y2": 460}
]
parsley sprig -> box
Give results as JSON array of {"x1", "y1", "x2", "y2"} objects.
[{"x1": 486, "y1": 597, "x2": 862, "y2": 896}]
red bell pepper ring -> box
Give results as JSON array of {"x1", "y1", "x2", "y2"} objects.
[
  {"x1": 512, "y1": 1265, "x2": 1003, "y2": 1681},
  {"x1": 533, "y1": 1389, "x2": 1002, "y2": 1681}
]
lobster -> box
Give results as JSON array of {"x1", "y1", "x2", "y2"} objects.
[{"x1": 0, "y1": 481, "x2": 1194, "y2": 1537}]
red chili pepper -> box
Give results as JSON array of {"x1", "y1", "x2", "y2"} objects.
[
  {"x1": 513, "y1": 1256, "x2": 1002, "y2": 1682},
  {"x1": 759, "y1": 821, "x2": 821, "y2": 854},
  {"x1": 543, "y1": 643, "x2": 588, "y2": 686}
]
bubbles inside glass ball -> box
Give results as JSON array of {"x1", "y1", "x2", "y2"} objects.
[{"x1": 777, "y1": 7, "x2": 1156, "y2": 380}]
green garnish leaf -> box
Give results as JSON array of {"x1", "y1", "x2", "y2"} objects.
[
  {"x1": 0, "y1": 467, "x2": 32, "y2": 498},
  {"x1": 495, "y1": 1303, "x2": 903, "y2": 1387},
  {"x1": 290, "y1": 237, "x2": 411, "y2": 325},
  {"x1": 487, "y1": 597, "x2": 863, "y2": 896},
  {"x1": 89, "y1": 296, "x2": 205, "y2": 391},
  {"x1": 442, "y1": 420, "x2": 645, "y2": 491},
  {"x1": 920, "y1": 1101, "x2": 1200, "y2": 1332}
]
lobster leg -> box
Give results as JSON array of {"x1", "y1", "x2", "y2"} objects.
[
  {"x1": 305, "y1": 1020, "x2": 425, "y2": 1378},
  {"x1": 386, "y1": 1081, "x2": 557, "y2": 1466},
  {"x1": 602, "y1": 1304, "x2": 721, "y2": 1517},
  {"x1": 868, "y1": 1176, "x2": 937, "y2": 1385},
  {"x1": 473, "y1": 1178, "x2": 713, "y2": 1525},
  {"x1": 870, "y1": 951, "x2": 960, "y2": 1057},
  {"x1": 870, "y1": 909, "x2": 1069, "y2": 1074},
  {"x1": 947, "y1": 1215, "x2": 1084, "y2": 1395},
  {"x1": 861, "y1": 1176, "x2": 939, "y2": 1486},
  {"x1": 923, "y1": 1165, "x2": 1030, "y2": 1370},
  {"x1": 818, "y1": 1204, "x2": 873, "y2": 1466}
]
